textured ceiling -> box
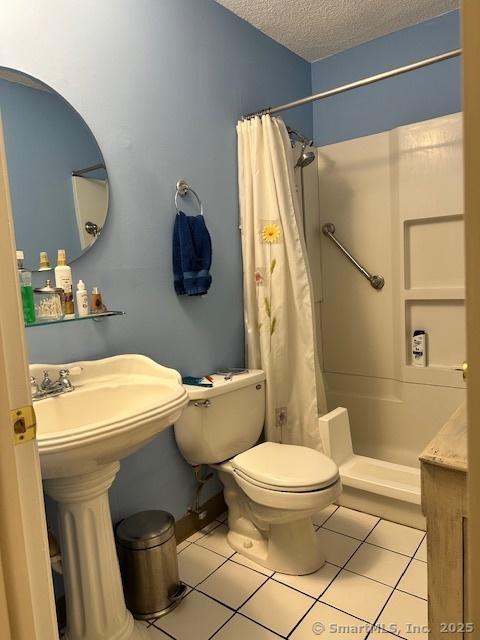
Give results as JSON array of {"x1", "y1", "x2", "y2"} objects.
[{"x1": 215, "y1": 0, "x2": 459, "y2": 61}]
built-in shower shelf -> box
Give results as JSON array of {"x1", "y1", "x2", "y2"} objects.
[
  {"x1": 402, "y1": 288, "x2": 465, "y2": 301},
  {"x1": 404, "y1": 363, "x2": 466, "y2": 388},
  {"x1": 405, "y1": 364, "x2": 464, "y2": 373},
  {"x1": 25, "y1": 310, "x2": 125, "y2": 328}
]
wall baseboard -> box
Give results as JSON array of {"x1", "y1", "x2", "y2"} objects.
[{"x1": 174, "y1": 492, "x2": 226, "y2": 543}]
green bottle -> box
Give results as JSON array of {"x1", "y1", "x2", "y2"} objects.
[{"x1": 16, "y1": 251, "x2": 36, "y2": 325}]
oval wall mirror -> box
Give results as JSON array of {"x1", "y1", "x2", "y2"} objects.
[{"x1": 0, "y1": 68, "x2": 109, "y2": 271}]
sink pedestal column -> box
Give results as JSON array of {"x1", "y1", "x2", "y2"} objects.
[{"x1": 44, "y1": 462, "x2": 150, "y2": 640}]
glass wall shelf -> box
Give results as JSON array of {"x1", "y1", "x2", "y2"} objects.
[{"x1": 25, "y1": 310, "x2": 125, "y2": 328}]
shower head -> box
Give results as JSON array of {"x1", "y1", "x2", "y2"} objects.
[{"x1": 295, "y1": 147, "x2": 315, "y2": 168}]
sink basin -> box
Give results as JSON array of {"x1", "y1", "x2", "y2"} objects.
[
  {"x1": 32, "y1": 355, "x2": 189, "y2": 640},
  {"x1": 33, "y1": 354, "x2": 188, "y2": 478}
]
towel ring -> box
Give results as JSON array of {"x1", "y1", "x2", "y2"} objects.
[{"x1": 175, "y1": 179, "x2": 204, "y2": 216}]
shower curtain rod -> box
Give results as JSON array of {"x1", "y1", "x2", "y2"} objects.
[{"x1": 244, "y1": 48, "x2": 462, "y2": 119}]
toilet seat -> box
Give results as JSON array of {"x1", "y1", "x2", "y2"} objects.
[
  {"x1": 232, "y1": 468, "x2": 342, "y2": 511},
  {"x1": 233, "y1": 468, "x2": 339, "y2": 493},
  {"x1": 232, "y1": 442, "x2": 339, "y2": 493}
]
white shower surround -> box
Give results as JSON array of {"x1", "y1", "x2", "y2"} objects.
[{"x1": 301, "y1": 112, "x2": 465, "y2": 525}]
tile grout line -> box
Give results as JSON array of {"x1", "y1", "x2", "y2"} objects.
[
  {"x1": 187, "y1": 552, "x2": 232, "y2": 588},
  {"x1": 306, "y1": 519, "x2": 426, "y2": 637},
  {"x1": 151, "y1": 553, "x2": 234, "y2": 635},
  {"x1": 147, "y1": 619, "x2": 177, "y2": 639},
  {"x1": 285, "y1": 596, "x2": 319, "y2": 638},
  {"x1": 313, "y1": 503, "x2": 339, "y2": 528},
  {"x1": 322, "y1": 514, "x2": 382, "y2": 544},
  {"x1": 322, "y1": 510, "x2": 381, "y2": 540},
  {"x1": 230, "y1": 610, "x2": 289, "y2": 639},
  {"x1": 270, "y1": 563, "x2": 340, "y2": 598},
  {"x1": 195, "y1": 550, "x2": 343, "y2": 634},
  {"x1": 178, "y1": 547, "x2": 283, "y2": 638},
  {"x1": 286, "y1": 574, "x2": 341, "y2": 638},
  {"x1": 286, "y1": 517, "x2": 382, "y2": 638},
  {"x1": 172, "y1": 513, "x2": 426, "y2": 640},
  {"x1": 290, "y1": 515, "x2": 400, "y2": 635},
  {"x1": 360, "y1": 539, "x2": 423, "y2": 560},
  {"x1": 319, "y1": 517, "x2": 426, "y2": 560},
  {"x1": 365, "y1": 533, "x2": 428, "y2": 640},
  {"x1": 177, "y1": 529, "x2": 291, "y2": 638},
  {"x1": 360, "y1": 515, "x2": 382, "y2": 539},
  {"x1": 229, "y1": 555, "x2": 274, "y2": 578},
  {"x1": 337, "y1": 527, "x2": 426, "y2": 589},
  {"x1": 191, "y1": 511, "x2": 424, "y2": 559},
  {"x1": 289, "y1": 600, "x2": 402, "y2": 639},
  {"x1": 196, "y1": 564, "x2": 270, "y2": 610},
  {"x1": 236, "y1": 611, "x2": 287, "y2": 639},
  {"x1": 395, "y1": 586, "x2": 427, "y2": 602},
  {"x1": 202, "y1": 573, "x2": 290, "y2": 639},
  {"x1": 186, "y1": 519, "x2": 223, "y2": 544},
  {"x1": 223, "y1": 549, "x2": 335, "y2": 638},
  {"x1": 206, "y1": 610, "x2": 237, "y2": 640},
  {"x1": 334, "y1": 566, "x2": 408, "y2": 591}
]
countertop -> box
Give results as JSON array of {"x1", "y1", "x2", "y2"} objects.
[{"x1": 420, "y1": 402, "x2": 467, "y2": 472}]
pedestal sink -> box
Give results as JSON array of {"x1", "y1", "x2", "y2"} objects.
[{"x1": 33, "y1": 355, "x2": 189, "y2": 640}]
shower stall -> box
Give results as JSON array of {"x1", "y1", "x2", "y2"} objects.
[
  {"x1": 243, "y1": 49, "x2": 465, "y2": 529},
  {"x1": 294, "y1": 111, "x2": 466, "y2": 528}
]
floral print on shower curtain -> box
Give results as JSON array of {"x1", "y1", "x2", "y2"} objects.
[{"x1": 237, "y1": 115, "x2": 327, "y2": 451}]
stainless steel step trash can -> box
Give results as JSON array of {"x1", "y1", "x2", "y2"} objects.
[{"x1": 116, "y1": 510, "x2": 187, "y2": 620}]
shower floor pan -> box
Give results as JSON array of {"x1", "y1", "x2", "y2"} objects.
[
  {"x1": 340, "y1": 455, "x2": 421, "y2": 505},
  {"x1": 319, "y1": 408, "x2": 425, "y2": 529}
]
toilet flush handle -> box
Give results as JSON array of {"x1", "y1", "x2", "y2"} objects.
[{"x1": 193, "y1": 399, "x2": 211, "y2": 408}]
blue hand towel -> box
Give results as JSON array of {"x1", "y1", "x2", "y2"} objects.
[{"x1": 173, "y1": 211, "x2": 212, "y2": 296}]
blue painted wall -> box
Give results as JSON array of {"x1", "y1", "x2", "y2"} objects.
[
  {"x1": 0, "y1": 0, "x2": 312, "y2": 524},
  {"x1": 311, "y1": 11, "x2": 460, "y2": 146},
  {"x1": 0, "y1": 78, "x2": 104, "y2": 265}
]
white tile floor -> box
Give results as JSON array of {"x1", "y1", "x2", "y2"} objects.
[{"x1": 142, "y1": 505, "x2": 428, "y2": 640}]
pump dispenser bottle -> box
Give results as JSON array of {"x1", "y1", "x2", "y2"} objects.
[
  {"x1": 76, "y1": 280, "x2": 89, "y2": 316},
  {"x1": 55, "y1": 249, "x2": 74, "y2": 317},
  {"x1": 16, "y1": 251, "x2": 36, "y2": 325}
]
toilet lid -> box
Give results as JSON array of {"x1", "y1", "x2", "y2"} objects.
[{"x1": 232, "y1": 442, "x2": 339, "y2": 492}]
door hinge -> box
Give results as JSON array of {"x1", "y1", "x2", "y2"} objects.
[{"x1": 11, "y1": 405, "x2": 36, "y2": 445}]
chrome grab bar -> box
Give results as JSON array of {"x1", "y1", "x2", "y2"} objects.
[{"x1": 322, "y1": 223, "x2": 385, "y2": 290}]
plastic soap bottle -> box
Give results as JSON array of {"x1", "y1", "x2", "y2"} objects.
[
  {"x1": 16, "y1": 251, "x2": 36, "y2": 325},
  {"x1": 76, "y1": 280, "x2": 89, "y2": 316},
  {"x1": 91, "y1": 287, "x2": 107, "y2": 314},
  {"x1": 55, "y1": 249, "x2": 75, "y2": 318},
  {"x1": 412, "y1": 330, "x2": 427, "y2": 367}
]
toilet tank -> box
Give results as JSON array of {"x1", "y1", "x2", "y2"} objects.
[{"x1": 174, "y1": 370, "x2": 265, "y2": 465}]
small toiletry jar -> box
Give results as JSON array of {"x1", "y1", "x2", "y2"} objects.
[{"x1": 34, "y1": 280, "x2": 65, "y2": 321}]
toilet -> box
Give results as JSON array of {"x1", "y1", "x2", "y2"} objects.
[{"x1": 174, "y1": 370, "x2": 342, "y2": 575}]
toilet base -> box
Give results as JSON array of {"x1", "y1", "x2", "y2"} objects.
[
  {"x1": 216, "y1": 462, "x2": 340, "y2": 576},
  {"x1": 227, "y1": 516, "x2": 325, "y2": 575}
]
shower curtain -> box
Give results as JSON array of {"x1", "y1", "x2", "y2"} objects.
[{"x1": 237, "y1": 114, "x2": 326, "y2": 451}]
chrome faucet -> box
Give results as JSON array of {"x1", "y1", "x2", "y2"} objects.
[{"x1": 31, "y1": 368, "x2": 81, "y2": 401}]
